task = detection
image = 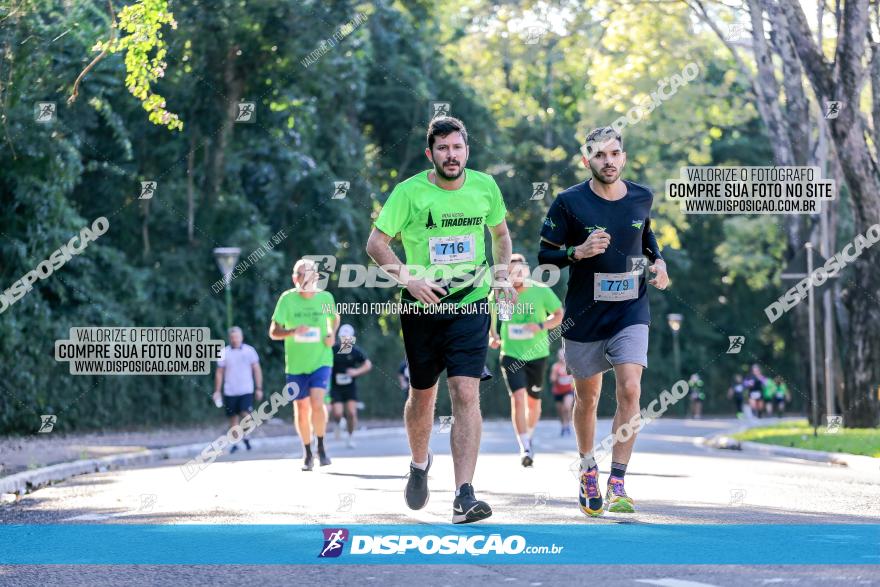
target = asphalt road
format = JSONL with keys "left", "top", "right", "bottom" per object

{"left": 1, "top": 417, "right": 878, "bottom": 586}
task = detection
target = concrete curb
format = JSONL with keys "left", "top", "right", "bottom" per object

{"left": 702, "top": 430, "right": 880, "bottom": 474}
{"left": 0, "top": 426, "right": 406, "bottom": 497}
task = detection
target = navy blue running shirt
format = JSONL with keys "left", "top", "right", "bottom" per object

{"left": 540, "top": 179, "right": 660, "bottom": 343}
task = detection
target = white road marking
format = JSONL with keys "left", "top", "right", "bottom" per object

{"left": 636, "top": 579, "right": 722, "bottom": 587}
{"left": 63, "top": 509, "right": 145, "bottom": 521}
{"left": 63, "top": 513, "right": 112, "bottom": 521}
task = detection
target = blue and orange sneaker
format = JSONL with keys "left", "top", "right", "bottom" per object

{"left": 605, "top": 476, "right": 635, "bottom": 513}
{"left": 579, "top": 467, "right": 604, "bottom": 517}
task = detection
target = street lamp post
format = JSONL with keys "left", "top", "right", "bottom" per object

{"left": 667, "top": 313, "right": 683, "bottom": 380}
{"left": 213, "top": 247, "right": 241, "bottom": 333}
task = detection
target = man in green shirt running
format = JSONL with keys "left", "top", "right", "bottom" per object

{"left": 763, "top": 375, "right": 778, "bottom": 417}
{"left": 269, "top": 258, "right": 340, "bottom": 471}
{"left": 366, "top": 116, "right": 516, "bottom": 524}
{"left": 489, "top": 253, "right": 564, "bottom": 468}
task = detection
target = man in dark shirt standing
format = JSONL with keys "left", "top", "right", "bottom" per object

{"left": 330, "top": 324, "right": 372, "bottom": 448}
{"left": 538, "top": 127, "right": 669, "bottom": 518}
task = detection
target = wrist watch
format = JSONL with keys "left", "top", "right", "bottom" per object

{"left": 538, "top": 323, "right": 545, "bottom": 330}
{"left": 566, "top": 246, "right": 577, "bottom": 261}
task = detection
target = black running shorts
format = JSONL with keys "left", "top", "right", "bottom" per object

{"left": 330, "top": 385, "right": 358, "bottom": 403}
{"left": 400, "top": 301, "right": 490, "bottom": 390}
{"left": 500, "top": 355, "right": 547, "bottom": 399}
{"left": 222, "top": 393, "right": 254, "bottom": 417}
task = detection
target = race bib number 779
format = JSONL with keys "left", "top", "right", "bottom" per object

{"left": 593, "top": 272, "right": 638, "bottom": 301}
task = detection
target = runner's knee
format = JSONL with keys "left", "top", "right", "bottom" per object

{"left": 574, "top": 380, "right": 601, "bottom": 407}
{"left": 450, "top": 386, "right": 480, "bottom": 411}
{"left": 617, "top": 379, "right": 641, "bottom": 405}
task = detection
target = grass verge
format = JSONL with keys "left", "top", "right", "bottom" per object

{"left": 733, "top": 419, "right": 880, "bottom": 457}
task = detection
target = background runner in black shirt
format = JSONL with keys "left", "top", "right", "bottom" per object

{"left": 330, "top": 324, "right": 372, "bottom": 448}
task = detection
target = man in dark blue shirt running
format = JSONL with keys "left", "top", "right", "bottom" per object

{"left": 538, "top": 126, "right": 669, "bottom": 518}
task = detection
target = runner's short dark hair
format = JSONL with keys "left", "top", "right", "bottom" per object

{"left": 427, "top": 116, "right": 468, "bottom": 149}
{"left": 584, "top": 127, "right": 623, "bottom": 155}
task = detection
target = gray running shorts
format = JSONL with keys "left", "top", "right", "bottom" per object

{"left": 562, "top": 324, "right": 649, "bottom": 379}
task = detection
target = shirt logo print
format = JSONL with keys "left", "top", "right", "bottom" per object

{"left": 425, "top": 210, "right": 438, "bottom": 230}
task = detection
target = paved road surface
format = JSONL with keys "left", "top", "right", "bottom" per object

{"left": 2, "top": 418, "right": 878, "bottom": 585}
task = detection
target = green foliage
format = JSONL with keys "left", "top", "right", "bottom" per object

{"left": 95, "top": 0, "right": 182, "bottom": 130}
{"left": 715, "top": 216, "right": 788, "bottom": 290}
{"left": 0, "top": 0, "right": 808, "bottom": 434}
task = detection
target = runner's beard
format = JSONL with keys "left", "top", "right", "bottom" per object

{"left": 433, "top": 157, "right": 465, "bottom": 180}
{"left": 592, "top": 166, "right": 620, "bottom": 184}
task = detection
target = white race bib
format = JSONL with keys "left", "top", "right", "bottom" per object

{"left": 335, "top": 373, "right": 353, "bottom": 385}
{"left": 593, "top": 272, "right": 638, "bottom": 301}
{"left": 293, "top": 327, "right": 321, "bottom": 343}
{"left": 428, "top": 234, "right": 476, "bottom": 265}
{"left": 507, "top": 324, "right": 535, "bottom": 340}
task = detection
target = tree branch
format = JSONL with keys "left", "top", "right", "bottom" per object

{"left": 68, "top": 0, "right": 116, "bottom": 105}
{"left": 836, "top": 0, "right": 871, "bottom": 104}
{"left": 686, "top": 0, "right": 755, "bottom": 86}
{"left": 778, "top": 0, "right": 834, "bottom": 98}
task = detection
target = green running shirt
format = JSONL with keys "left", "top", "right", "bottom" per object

{"left": 271, "top": 289, "right": 337, "bottom": 374}
{"left": 374, "top": 169, "right": 507, "bottom": 307}
{"left": 491, "top": 282, "right": 562, "bottom": 361}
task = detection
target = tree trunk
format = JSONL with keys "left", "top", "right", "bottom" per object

{"left": 777, "top": 0, "right": 880, "bottom": 427}
{"left": 141, "top": 197, "right": 151, "bottom": 259}
{"left": 187, "top": 130, "right": 197, "bottom": 244}
{"left": 747, "top": 0, "right": 795, "bottom": 167}
{"left": 206, "top": 44, "right": 243, "bottom": 208}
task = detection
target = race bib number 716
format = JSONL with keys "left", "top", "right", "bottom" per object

{"left": 428, "top": 234, "right": 476, "bottom": 265}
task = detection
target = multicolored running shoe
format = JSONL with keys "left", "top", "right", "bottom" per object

{"left": 605, "top": 476, "right": 635, "bottom": 513}
{"left": 579, "top": 467, "right": 604, "bottom": 517}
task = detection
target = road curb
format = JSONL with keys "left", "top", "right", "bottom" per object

{"left": 0, "top": 439, "right": 284, "bottom": 497}
{"left": 0, "top": 425, "right": 408, "bottom": 497}
{"left": 702, "top": 431, "right": 880, "bottom": 474}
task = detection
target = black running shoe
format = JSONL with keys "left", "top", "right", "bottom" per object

{"left": 452, "top": 483, "right": 492, "bottom": 524}
{"left": 318, "top": 449, "right": 331, "bottom": 466}
{"left": 404, "top": 450, "right": 432, "bottom": 510}
{"left": 301, "top": 453, "right": 314, "bottom": 471}
{"left": 520, "top": 449, "right": 534, "bottom": 468}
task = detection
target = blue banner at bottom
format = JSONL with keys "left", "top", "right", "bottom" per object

{"left": 1, "top": 524, "right": 878, "bottom": 564}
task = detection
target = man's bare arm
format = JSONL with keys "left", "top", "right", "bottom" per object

{"left": 488, "top": 220, "right": 516, "bottom": 303}
{"left": 488, "top": 220, "right": 512, "bottom": 283}
{"left": 365, "top": 228, "right": 408, "bottom": 283}
{"left": 268, "top": 320, "right": 293, "bottom": 341}
{"left": 252, "top": 362, "right": 263, "bottom": 389}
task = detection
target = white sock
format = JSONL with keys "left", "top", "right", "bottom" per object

{"left": 411, "top": 457, "right": 429, "bottom": 470}
{"left": 518, "top": 433, "right": 531, "bottom": 452}
{"left": 527, "top": 426, "right": 535, "bottom": 439}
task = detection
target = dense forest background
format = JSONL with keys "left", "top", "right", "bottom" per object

{"left": 2, "top": 0, "right": 877, "bottom": 434}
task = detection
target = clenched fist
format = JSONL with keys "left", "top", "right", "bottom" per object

{"left": 574, "top": 230, "right": 611, "bottom": 259}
